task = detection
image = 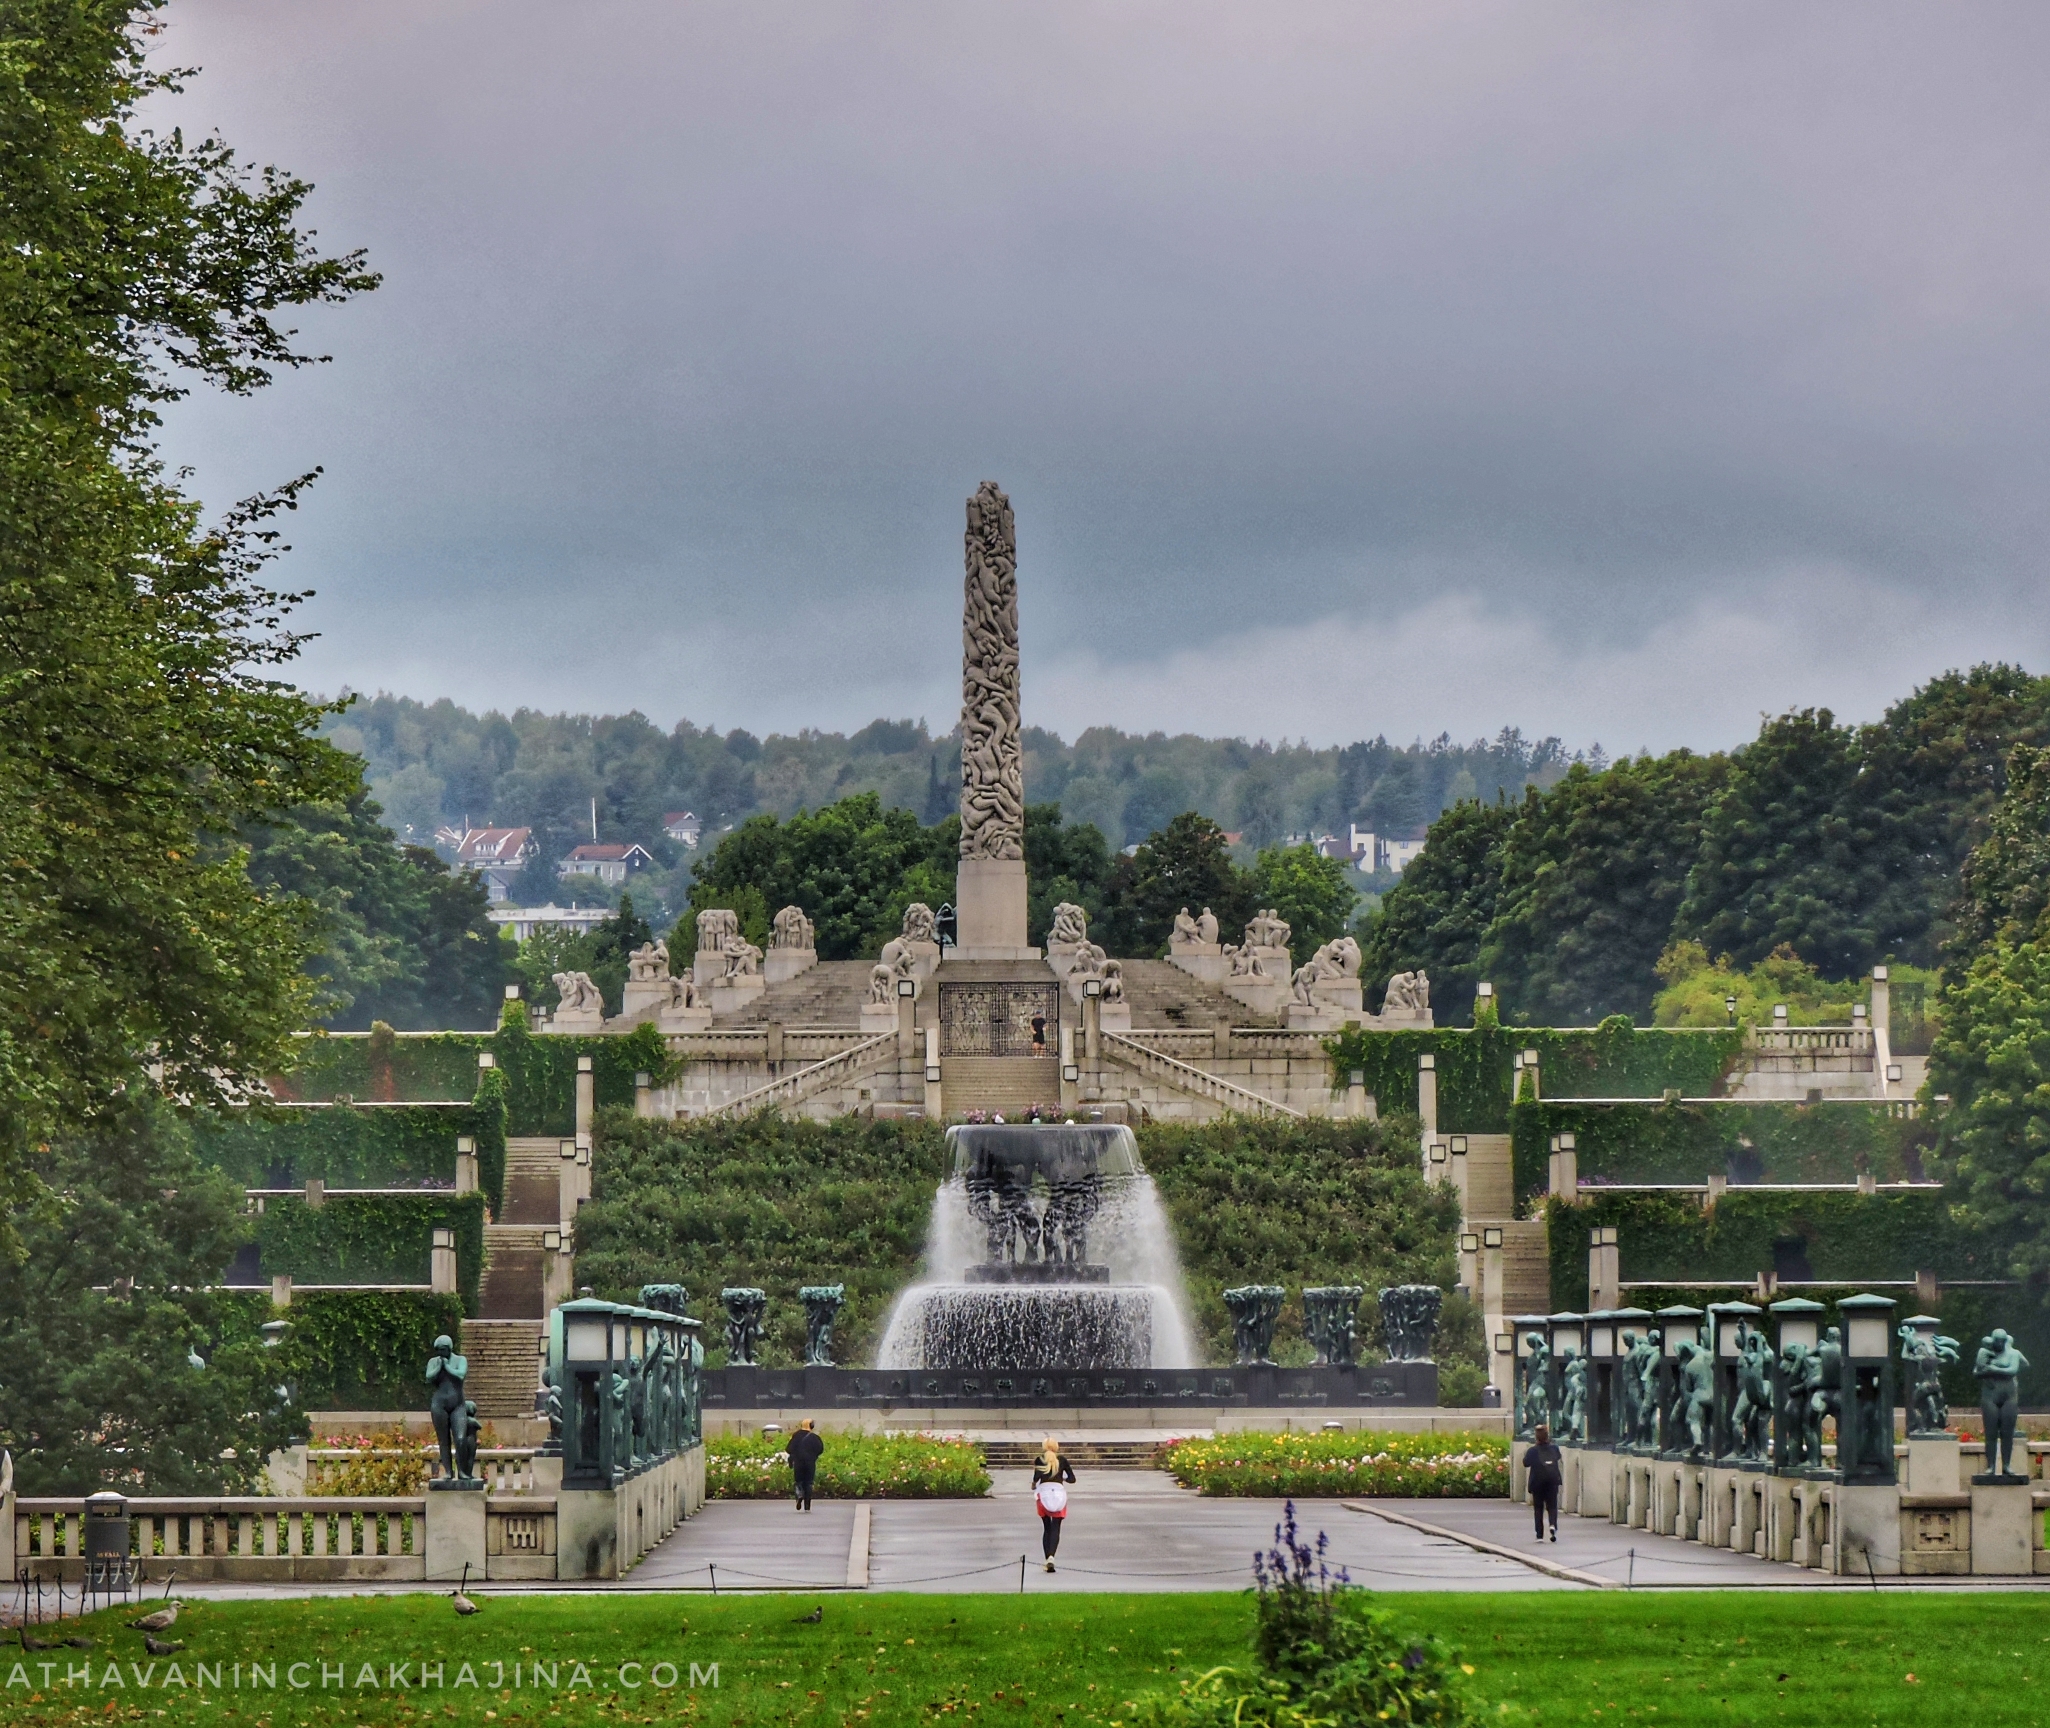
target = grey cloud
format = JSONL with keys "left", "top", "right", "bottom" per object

{"left": 153, "top": 1, "right": 2050, "bottom": 747}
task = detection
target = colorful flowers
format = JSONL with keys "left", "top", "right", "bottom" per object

{"left": 1159, "top": 1430, "right": 1508, "bottom": 1497}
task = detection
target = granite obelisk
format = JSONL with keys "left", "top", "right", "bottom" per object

{"left": 955, "top": 482, "right": 1034, "bottom": 956}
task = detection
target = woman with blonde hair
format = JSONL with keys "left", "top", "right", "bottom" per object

{"left": 1030, "top": 1437, "right": 1076, "bottom": 1572}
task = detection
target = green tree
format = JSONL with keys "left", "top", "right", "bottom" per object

{"left": 1945, "top": 743, "right": 2050, "bottom": 970}
{"left": 1479, "top": 752, "right": 1726, "bottom": 1024}
{"left": 1099, "top": 812, "right": 1256, "bottom": 957}
{"left": 242, "top": 785, "right": 516, "bottom": 1030}
{"left": 0, "top": 1104, "right": 297, "bottom": 1493}
{"left": 1358, "top": 799, "right": 1515, "bottom": 1022}
{"left": 1025, "top": 802, "right": 1114, "bottom": 949}
{"left": 516, "top": 894, "right": 654, "bottom": 1015}
{"left": 1249, "top": 843, "right": 1356, "bottom": 956}
{"left": 0, "top": 0, "right": 376, "bottom": 1149}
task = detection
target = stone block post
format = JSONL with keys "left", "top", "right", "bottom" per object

{"left": 1417, "top": 1052, "right": 1437, "bottom": 1142}
{"left": 923, "top": 1025, "right": 943, "bottom": 1119}
{"left": 1871, "top": 965, "right": 1893, "bottom": 1095}
{"left": 1448, "top": 1135, "right": 1469, "bottom": 1217}
{"left": 558, "top": 1138, "right": 579, "bottom": 1226}
{"left": 634, "top": 1070, "right": 654, "bottom": 1117}
{"left": 543, "top": 1226, "right": 575, "bottom": 1311}
{"left": 897, "top": 977, "right": 919, "bottom": 1058}
{"left": 575, "top": 1135, "right": 592, "bottom": 1207}
{"left": 454, "top": 1135, "right": 479, "bottom": 1195}
{"left": 1548, "top": 1133, "right": 1578, "bottom": 1203}
{"left": 425, "top": 1484, "right": 488, "bottom": 1582}
{"left": 1588, "top": 1225, "right": 1620, "bottom": 1311}
{"left": 431, "top": 1227, "right": 458, "bottom": 1295}
{"left": 574, "top": 1055, "right": 595, "bottom": 1142}
{"left": 1059, "top": 1024, "right": 1079, "bottom": 1113}
{"left": 1083, "top": 984, "right": 1103, "bottom": 1062}
{"left": 270, "top": 1273, "right": 292, "bottom": 1308}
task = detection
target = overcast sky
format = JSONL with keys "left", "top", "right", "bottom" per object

{"left": 152, "top": 2, "right": 2050, "bottom": 755}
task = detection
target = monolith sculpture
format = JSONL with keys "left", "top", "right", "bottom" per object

{"left": 956, "top": 482, "right": 1031, "bottom": 955}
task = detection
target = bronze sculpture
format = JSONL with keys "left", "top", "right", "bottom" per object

{"left": 1974, "top": 1328, "right": 2030, "bottom": 1481}
{"left": 425, "top": 1333, "right": 475, "bottom": 1482}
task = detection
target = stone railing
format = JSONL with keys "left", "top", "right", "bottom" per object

{"left": 1113, "top": 1028, "right": 1215, "bottom": 1061}
{"left": 1103, "top": 1030, "right": 1304, "bottom": 1119}
{"left": 662, "top": 1028, "right": 865, "bottom": 1062}
{"left": 1747, "top": 1026, "right": 1875, "bottom": 1055}
{"left": 16, "top": 1497, "right": 427, "bottom": 1582}
{"left": 700, "top": 1029, "right": 898, "bottom": 1119}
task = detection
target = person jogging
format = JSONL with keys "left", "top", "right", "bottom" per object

{"left": 1524, "top": 1422, "right": 1563, "bottom": 1542}
{"left": 786, "top": 1419, "right": 825, "bottom": 1512}
{"left": 1031, "top": 1438, "right": 1076, "bottom": 1572}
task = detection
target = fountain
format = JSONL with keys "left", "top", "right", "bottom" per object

{"left": 878, "top": 1123, "right": 1197, "bottom": 1370}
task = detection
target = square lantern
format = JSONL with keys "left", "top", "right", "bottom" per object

{"left": 1768, "top": 1297, "right": 1827, "bottom": 1472}
{"left": 1836, "top": 1293, "right": 1898, "bottom": 1484}
{"left": 1706, "top": 1300, "right": 1763, "bottom": 1464}
{"left": 557, "top": 1297, "right": 620, "bottom": 1485}
{"left": 1654, "top": 1306, "right": 1703, "bottom": 1459}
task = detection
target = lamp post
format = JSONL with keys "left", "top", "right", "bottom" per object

{"left": 1836, "top": 1293, "right": 1898, "bottom": 1485}
{"left": 1655, "top": 1306, "right": 1704, "bottom": 1459}
{"left": 1768, "top": 1296, "right": 1826, "bottom": 1472}
{"left": 558, "top": 1297, "right": 620, "bottom": 1486}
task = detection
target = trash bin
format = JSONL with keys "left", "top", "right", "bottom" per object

{"left": 83, "top": 1491, "right": 132, "bottom": 1590}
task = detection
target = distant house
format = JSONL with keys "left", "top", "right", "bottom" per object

{"left": 1381, "top": 828, "right": 1429, "bottom": 874}
{"left": 487, "top": 902, "right": 614, "bottom": 942}
{"left": 438, "top": 827, "right": 537, "bottom": 903}
{"left": 662, "top": 811, "right": 702, "bottom": 849}
{"left": 558, "top": 842, "right": 657, "bottom": 886}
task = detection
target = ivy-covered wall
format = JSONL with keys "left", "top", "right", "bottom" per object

{"left": 1509, "top": 1100, "right": 1933, "bottom": 1207}
{"left": 252, "top": 1193, "right": 486, "bottom": 1314}
{"left": 287, "top": 1290, "right": 467, "bottom": 1412}
{"left": 1323, "top": 1021, "right": 1743, "bottom": 1131}
{"left": 195, "top": 1102, "right": 486, "bottom": 1190}
{"left": 269, "top": 1026, "right": 485, "bottom": 1103}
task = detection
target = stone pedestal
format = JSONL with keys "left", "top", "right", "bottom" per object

{"left": 1099, "top": 1000, "right": 1131, "bottom": 1033}
{"left": 955, "top": 857, "right": 1034, "bottom": 958}
{"left": 620, "top": 978, "right": 672, "bottom": 1020}
{"left": 861, "top": 1001, "right": 898, "bottom": 1033}
{"left": 547, "top": 1006, "right": 605, "bottom": 1035}
{"left": 425, "top": 1480, "right": 488, "bottom": 1582}
{"left": 1167, "top": 950, "right": 1229, "bottom": 986}
{"left": 1834, "top": 1482, "right": 1902, "bottom": 1575}
{"left": 1906, "top": 1435, "right": 1962, "bottom": 1495}
{"left": 1045, "top": 942, "right": 1091, "bottom": 980}
{"left": 657, "top": 1001, "right": 713, "bottom": 1032}
{"left": 707, "top": 975, "right": 766, "bottom": 1016}
{"left": 1574, "top": 1448, "right": 1612, "bottom": 1520}
{"left": 1220, "top": 975, "right": 1290, "bottom": 1016}
{"left": 1970, "top": 1479, "right": 2034, "bottom": 1575}
{"left": 1285, "top": 1003, "right": 1350, "bottom": 1030}
{"left": 765, "top": 946, "right": 817, "bottom": 985}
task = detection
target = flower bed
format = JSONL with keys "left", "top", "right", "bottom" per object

{"left": 1159, "top": 1430, "right": 1508, "bottom": 1497}
{"left": 706, "top": 1431, "right": 990, "bottom": 1499}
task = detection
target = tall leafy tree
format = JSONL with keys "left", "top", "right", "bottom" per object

{"left": 1480, "top": 751, "right": 1726, "bottom": 1024}
{"left": 0, "top": 0, "right": 376, "bottom": 1149}
{"left": 1024, "top": 802, "right": 1114, "bottom": 949}
{"left": 1358, "top": 798, "right": 1515, "bottom": 1022}
{"left": 1946, "top": 744, "right": 2050, "bottom": 969}
{"left": 1250, "top": 843, "right": 1357, "bottom": 956}
{"left": 1097, "top": 812, "right": 1256, "bottom": 957}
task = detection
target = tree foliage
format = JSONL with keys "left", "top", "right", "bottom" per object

{"left": 1099, "top": 812, "right": 1256, "bottom": 957}
{"left": 1359, "top": 799, "right": 1515, "bottom": 1022}
{"left": 0, "top": 0, "right": 376, "bottom": 1147}
{"left": 1945, "top": 743, "right": 2050, "bottom": 971}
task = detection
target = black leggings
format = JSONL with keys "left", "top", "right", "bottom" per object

{"left": 793, "top": 1468, "right": 815, "bottom": 1509}
{"left": 1532, "top": 1484, "right": 1559, "bottom": 1536}
{"left": 1041, "top": 1514, "right": 1063, "bottom": 1558}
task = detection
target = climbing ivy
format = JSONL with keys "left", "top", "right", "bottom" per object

{"left": 193, "top": 1102, "right": 486, "bottom": 1189}
{"left": 253, "top": 1193, "right": 485, "bottom": 1313}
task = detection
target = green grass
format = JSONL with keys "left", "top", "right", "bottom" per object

{"left": 4, "top": 1591, "right": 2048, "bottom": 1727}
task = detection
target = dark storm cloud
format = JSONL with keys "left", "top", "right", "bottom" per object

{"left": 152, "top": 1, "right": 2050, "bottom": 749}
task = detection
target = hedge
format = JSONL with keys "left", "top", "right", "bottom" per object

{"left": 253, "top": 1193, "right": 486, "bottom": 1314}
{"left": 1321, "top": 1023, "right": 1743, "bottom": 1131}
{"left": 270, "top": 1026, "right": 486, "bottom": 1103}
{"left": 194, "top": 1101, "right": 487, "bottom": 1191}
{"left": 1158, "top": 1430, "right": 1508, "bottom": 1497}
{"left": 491, "top": 1014, "right": 669, "bottom": 1137}
{"left": 283, "top": 1290, "right": 467, "bottom": 1411}
{"left": 1509, "top": 1100, "right": 1934, "bottom": 1207}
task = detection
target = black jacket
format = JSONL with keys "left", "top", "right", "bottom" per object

{"left": 1524, "top": 1441, "right": 1563, "bottom": 1492}
{"left": 786, "top": 1430, "right": 825, "bottom": 1470}
{"left": 1031, "top": 1457, "right": 1076, "bottom": 1488}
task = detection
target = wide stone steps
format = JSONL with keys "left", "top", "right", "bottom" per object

{"left": 1460, "top": 1133, "right": 1516, "bottom": 1221}
{"left": 459, "top": 1318, "right": 546, "bottom": 1419}
{"left": 939, "top": 1055, "right": 1063, "bottom": 1116}
{"left": 979, "top": 1438, "right": 1164, "bottom": 1469}
{"left": 1114, "top": 959, "right": 1286, "bottom": 1030}
{"left": 1496, "top": 1220, "right": 1551, "bottom": 1314}
{"left": 712, "top": 960, "right": 874, "bottom": 1027}
{"left": 479, "top": 1224, "right": 549, "bottom": 1319}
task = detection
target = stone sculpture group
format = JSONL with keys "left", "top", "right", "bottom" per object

{"left": 959, "top": 482, "right": 1024, "bottom": 866}
{"left": 1377, "top": 1284, "right": 1443, "bottom": 1363}
{"left": 720, "top": 1287, "right": 768, "bottom": 1366}
{"left": 696, "top": 909, "right": 763, "bottom": 980}
{"left": 1291, "top": 936, "right": 1362, "bottom": 1006}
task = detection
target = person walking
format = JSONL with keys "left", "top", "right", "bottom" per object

{"left": 1031, "top": 1438, "right": 1076, "bottom": 1572}
{"left": 786, "top": 1419, "right": 825, "bottom": 1512}
{"left": 1525, "top": 1423, "right": 1563, "bottom": 1543}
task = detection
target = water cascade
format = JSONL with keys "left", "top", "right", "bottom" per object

{"left": 877, "top": 1123, "right": 1197, "bottom": 1370}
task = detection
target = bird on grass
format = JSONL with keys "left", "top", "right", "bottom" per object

{"left": 20, "top": 1630, "right": 53, "bottom": 1651}
{"left": 144, "top": 1634, "right": 184, "bottom": 1657}
{"left": 128, "top": 1579, "right": 180, "bottom": 1634}
{"left": 794, "top": 1606, "right": 823, "bottom": 1624}
{"left": 64, "top": 1636, "right": 94, "bottom": 1649}
{"left": 452, "top": 1561, "right": 480, "bottom": 1616}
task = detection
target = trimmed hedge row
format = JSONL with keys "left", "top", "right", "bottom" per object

{"left": 1509, "top": 1100, "right": 1933, "bottom": 1206}
{"left": 270, "top": 1027, "right": 485, "bottom": 1104}
{"left": 195, "top": 1103, "right": 485, "bottom": 1191}
{"left": 705, "top": 1432, "right": 990, "bottom": 1499}
{"left": 253, "top": 1193, "right": 486, "bottom": 1313}
{"left": 209, "top": 1289, "right": 465, "bottom": 1412}
{"left": 1322, "top": 1023, "right": 1743, "bottom": 1131}
{"left": 1158, "top": 1430, "right": 1508, "bottom": 1497}
{"left": 491, "top": 1014, "right": 669, "bottom": 1137}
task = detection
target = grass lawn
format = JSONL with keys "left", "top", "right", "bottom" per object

{"left": 3, "top": 1590, "right": 2047, "bottom": 1727}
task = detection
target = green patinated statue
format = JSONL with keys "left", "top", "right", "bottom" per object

{"left": 1518, "top": 1333, "right": 1552, "bottom": 1439}
{"left": 1777, "top": 1340, "right": 1816, "bottom": 1467}
{"left": 1900, "top": 1322, "right": 1960, "bottom": 1437}
{"left": 1560, "top": 1348, "right": 1587, "bottom": 1442}
{"left": 1732, "top": 1326, "right": 1773, "bottom": 1461}
{"left": 425, "top": 1333, "right": 475, "bottom": 1482}
{"left": 1616, "top": 1329, "right": 1641, "bottom": 1442}
{"left": 1675, "top": 1340, "right": 1714, "bottom": 1458}
{"left": 1975, "top": 1328, "right": 2031, "bottom": 1480}
{"left": 1628, "top": 1328, "right": 1663, "bottom": 1448}
{"left": 1806, "top": 1326, "right": 1843, "bottom": 1466}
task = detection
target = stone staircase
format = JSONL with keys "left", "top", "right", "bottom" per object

{"left": 1460, "top": 1133, "right": 1515, "bottom": 1221}
{"left": 501, "top": 1136, "right": 561, "bottom": 1226}
{"left": 1102, "top": 1030, "right": 1303, "bottom": 1119}
{"left": 712, "top": 960, "right": 873, "bottom": 1027}
{"left": 1496, "top": 1220, "right": 1551, "bottom": 1314}
{"left": 460, "top": 1318, "right": 547, "bottom": 1418}
{"left": 479, "top": 1224, "right": 549, "bottom": 1319}
{"left": 1114, "top": 960, "right": 1286, "bottom": 1030}
{"left": 980, "top": 1438, "right": 1166, "bottom": 1469}
{"left": 939, "top": 1055, "right": 1063, "bottom": 1117}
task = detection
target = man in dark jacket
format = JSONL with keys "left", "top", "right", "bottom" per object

{"left": 786, "top": 1419, "right": 825, "bottom": 1512}
{"left": 1524, "top": 1422, "right": 1563, "bottom": 1542}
